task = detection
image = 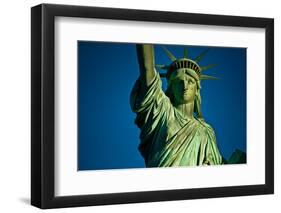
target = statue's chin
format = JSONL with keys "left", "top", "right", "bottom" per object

{"left": 179, "top": 96, "right": 195, "bottom": 104}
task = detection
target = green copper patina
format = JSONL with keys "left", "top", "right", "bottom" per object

{"left": 130, "top": 44, "right": 222, "bottom": 167}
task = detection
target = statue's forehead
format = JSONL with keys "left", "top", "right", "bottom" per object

{"left": 169, "top": 69, "right": 196, "bottom": 80}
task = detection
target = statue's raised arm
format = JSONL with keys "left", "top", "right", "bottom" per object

{"left": 136, "top": 44, "right": 156, "bottom": 87}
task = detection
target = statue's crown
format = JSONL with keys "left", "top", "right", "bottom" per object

{"left": 168, "top": 58, "right": 201, "bottom": 79}
{"left": 156, "top": 46, "right": 218, "bottom": 81}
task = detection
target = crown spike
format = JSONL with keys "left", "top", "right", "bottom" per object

{"left": 194, "top": 48, "right": 209, "bottom": 62}
{"left": 161, "top": 46, "right": 177, "bottom": 61}
{"left": 183, "top": 47, "right": 188, "bottom": 58}
{"left": 200, "top": 64, "right": 218, "bottom": 71}
{"left": 156, "top": 64, "right": 170, "bottom": 70}
{"left": 200, "top": 74, "right": 219, "bottom": 80}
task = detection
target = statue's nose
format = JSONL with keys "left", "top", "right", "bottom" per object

{"left": 183, "top": 81, "right": 189, "bottom": 89}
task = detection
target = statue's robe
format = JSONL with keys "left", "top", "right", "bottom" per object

{"left": 130, "top": 73, "right": 222, "bottom": 167}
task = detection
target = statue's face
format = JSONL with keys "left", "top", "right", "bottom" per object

{"left": 170, "top": 70, "right": 197, "bottom": 105}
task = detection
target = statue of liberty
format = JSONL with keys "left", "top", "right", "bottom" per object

{"left": 130, "top": 44, "right": 223, "bottom": 167}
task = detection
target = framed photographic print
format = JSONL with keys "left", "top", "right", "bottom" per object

{"left": 31, "top": 3, "right": 274, "bottom": 209}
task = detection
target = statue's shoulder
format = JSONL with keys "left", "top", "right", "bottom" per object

{"left": 195, "top": 118, "right": 215, "bottom": 134}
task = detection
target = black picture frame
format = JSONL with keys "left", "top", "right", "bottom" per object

{"left": 31, "top": 3, "right": 274, "bottom": 209}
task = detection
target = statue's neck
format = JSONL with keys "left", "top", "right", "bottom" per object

{"left": 174, "top": 102, "right": 194, "bottom": 119}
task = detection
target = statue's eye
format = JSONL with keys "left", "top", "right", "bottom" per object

{"left": 188, "top": 79, "right": 194, "bottom": 84}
